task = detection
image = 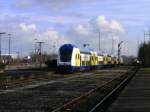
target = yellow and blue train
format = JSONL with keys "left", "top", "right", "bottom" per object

{"left": 57, "top": 44, "right": 123, "bottom": 73}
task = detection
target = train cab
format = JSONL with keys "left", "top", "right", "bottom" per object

{"left": 57, "top": 44, "right": 80, "bottom": 73}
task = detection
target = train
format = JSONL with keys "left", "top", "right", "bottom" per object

{"left": 57, "top": 44, "right": 123, "bottom": 73}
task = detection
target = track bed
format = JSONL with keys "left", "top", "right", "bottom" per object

{"left": 0, "top": 66, "right": 132, "bottom": 112}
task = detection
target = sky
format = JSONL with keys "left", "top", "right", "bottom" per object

{"left": 0, "top": 0, "right": 150, "bottom": 56}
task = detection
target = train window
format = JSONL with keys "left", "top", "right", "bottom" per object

{"left": 82, "top": 61, "right": 84, "bottom": 66}
{"left": 60, "top": 47, "right": 73, "bottom": 62}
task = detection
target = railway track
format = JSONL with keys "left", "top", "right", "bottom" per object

{"left": 0, "top": 66, "right": 134, "bottom": 111}
{"left": 52, "top": 67, "right": 139, "bottom": 112}
{"left": 0, "top": 66, "right": 126, "bottom": 89}
{"left": 89, "top": 67, "right": 139, "bottom": 112}
{"left": 0, "top": 69, "right": 84, "bottom": 89}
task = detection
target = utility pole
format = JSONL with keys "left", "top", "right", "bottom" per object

{"left": 34, "top": 39, "right": 37, "bottom": 54}
{"left": 98, "top": 30, "right": 101, "bottom": 53}
{"left": 8, "top": 34, "right": 12, "bottom": 63}
{"left": 144, "top": 31, "right": 146, "bottom": 44}
{"left": 16, "top": 51, "right": 20, "bottom": 59}
{"left": 143, "top": 31, "right": 146, "bottom": 65}
{"left": 16, "top": 51, "right": 20, "bottom": 63}
{"left": 111, "top": 37, "right": 115, "bottom": 55}
{"left": 146, "top": 28, "right": 150, "bottom": 41}
{"left": 118, "top": 41, "right": 123, "bottom": 63}
{"left": 34, "top": 38, "right": 38, "bottom": 64}
{"left": 36, "top": 41, "right": 44, "bottom": 68}
{"left": 53, "top": 42, "right": 56, "bottom": 54}
{"left": 0, "top": 32, "right": 6, "bottom": 63}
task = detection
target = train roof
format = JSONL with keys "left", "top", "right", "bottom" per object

{"left": 98, "top": 54, "right": 104, "bottom": 56}
{"left": 80, "top": 48, "right": 91, "bottom": 54}
{"left": 59, "top": 44, "right": 78, "bottom": 49}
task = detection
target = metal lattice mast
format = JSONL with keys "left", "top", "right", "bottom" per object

{"left": 36, "top": 41, "right": 44, "bottom": 68}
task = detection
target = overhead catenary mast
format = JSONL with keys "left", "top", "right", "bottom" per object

{"left": 0, "top": 32, "right": 6, "bottom": 63}
{"left": 118, "top": 41, "right": 123, "bottom": 63}
{"left": 36, "top": 41, "right": 44, "bottom": 68}
{"left": 146, "top": 28, "right": 150, "bottom": 41}
{"left": 98, "top": 30, "right": 101, "bottom": 54}
{"left": 7, "top": 34, "right": 12, "bottom": 62}
{"left": 111, "top": 37, "right": 114, "bottom": 55}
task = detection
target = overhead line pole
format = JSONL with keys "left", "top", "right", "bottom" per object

{"left": 146, "top": 28, "right": 150, "bottom": 41}
{"left": 0, "top": 32, "right": 6, "bottom": 63}
{"left": 99, "top": 30, "right": 101, "bottom": 54}
{"left": 143, "top": 31, "right": 146, "bottom": 65}
{"left": 8, "top": 34, "right": 12, "bottom": 63}
{"left": 36, "top": 41, "right": 44, "bottom": 68}
{"left": 118, "top": 41, "right": 123, "bottom": 63}
{"left": 111, "top": 37, "right": 114, "bottom": 55}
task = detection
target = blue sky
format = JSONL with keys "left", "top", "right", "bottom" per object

{"left": 0, "top": 0, "right": 150, "bottom": 56}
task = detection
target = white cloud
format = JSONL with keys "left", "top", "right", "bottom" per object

{"left": 19, "top": 23, "right": 37, "bottom": 32}
{"left": 91, "top": 15, "right": 126, "bottom": 34}
{"left": 18, "top": 24, "right": 69, "bottom": 54}
{"left": 109, "top": 20, "right": 125, "bottom": 33}
{"left": 39, "top": 29, "right": 69, "bottom": 45}
{"left": 70, "top": 15, "right": 126, "bottom": 37}
{"left": 0, "top": 16, "right": 69, "bottom": 55}
{"left": 73, "top": 24, "right": 89, "bottom": 36}
{"left": 92, "top": 15, "right": 109, "bottom": 30}
{"left": 0, "top": 14, "right": 127, "bottom": 56}
{"left": 67, "top": 15, "right": 126, "bottom": 54}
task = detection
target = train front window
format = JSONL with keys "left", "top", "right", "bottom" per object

{"left": 59, "top": 48, "right": 73, "bottom": 62}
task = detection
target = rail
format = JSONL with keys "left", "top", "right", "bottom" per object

{"left": 52, "top": 67, "right": 137, "bottom": 112}
{"left": 89, "top": 67, "right": 139, "bottom": 112}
